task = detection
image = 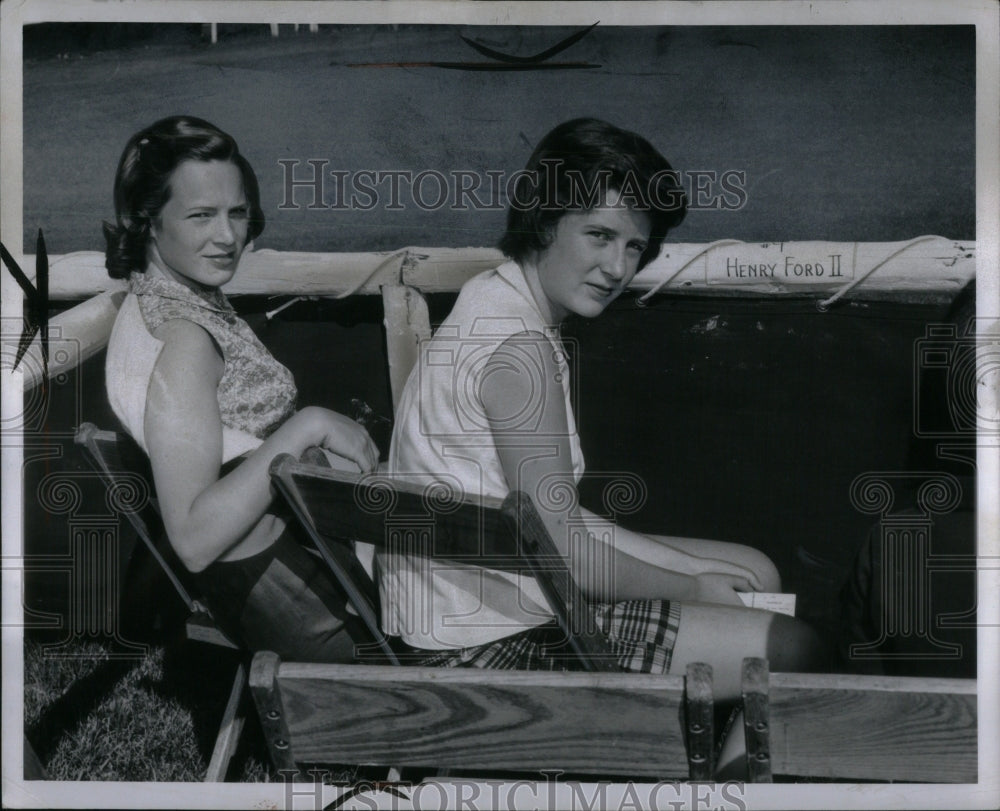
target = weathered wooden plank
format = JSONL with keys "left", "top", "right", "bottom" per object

{"left": 23, "top": 239, "right": 975, "bottom": 300}
{"left": 741, "top": 657, "right": 772, "bottom": 783}
{"left": 764, "top": 671, "right": 977, "bottom": 693}
{"left": 204, "top": 662, "right": 246, "bottom": 782}
{"left": 249, "top": 651, "right": 298, "bottom": 777}
{"left": 273, "top": 663, "right": 690, "bottom": 777}
{"left": 684, "top": 662, "right": 715, "bottom": 780}
{"left": 766, "top": 672, "right": 977, "bottom": 782}
{"left": 381, "top": 285, "right": 431, "bottom": 412}
{"left": 19, "top": 248, "right": 407, "bottom": 299}
{"left": 398, "top": 246, "right": 506, "bottom": 292}
{"left": 11, "top": 238, "right": 974, "bottom": 389}
{"left": 7, "top": 289, "right": 124, "bottom": 390}
{"left": 636, "top": 238, "right": 975, "bottom": 300}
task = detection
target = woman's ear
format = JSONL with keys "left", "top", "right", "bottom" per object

{"left": 539, "top": 223, "right": 557, "bottom": 250}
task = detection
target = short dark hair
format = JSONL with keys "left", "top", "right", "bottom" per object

{"left": 103, "top": 116, "right": 264, "bottom": 279}
{"left": 498, "top": 118, "right": 687, "bottom": 270}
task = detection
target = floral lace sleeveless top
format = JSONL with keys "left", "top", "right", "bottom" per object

{"left": 129, "top": 270, "right": 297, "bottom": 439}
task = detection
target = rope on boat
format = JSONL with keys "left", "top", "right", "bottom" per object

{"left": 636, "top": 235, "right": 957, "bottom": 311}
{"left": 636, "top": 239, "right": 745, "bottom": 307}
{"left": 265, "top": 248, "right": 412, "bottom": 319}
{"left": 816, "top": 235, "right": 950, "bottom": 311}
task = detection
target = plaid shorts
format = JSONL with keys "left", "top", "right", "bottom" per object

{"left": 413, "top": 600, "right": 682, "bottom": 674}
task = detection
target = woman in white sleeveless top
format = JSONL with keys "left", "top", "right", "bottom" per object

{"left": 387, "top": 120, "right": 831, "bottom": 710}
{"left": 104, "top": 116, "right": 378, "bottom": 661}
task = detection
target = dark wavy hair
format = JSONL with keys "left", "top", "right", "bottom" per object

{"left": 498, "top": 118, "right": 687, "bottom": 270}
{"left": 103, "top": 116, "right": 264, "bottom": 279}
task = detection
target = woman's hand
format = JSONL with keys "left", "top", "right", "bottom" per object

{"left": 302, "top": 406, "right": 380, "bottom": 473}
{"left": 691, "top": 572, "right": 756, "bottom": 606}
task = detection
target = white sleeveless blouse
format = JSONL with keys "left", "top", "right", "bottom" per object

{"left": 384, "top": 261, "right": 585, "bottom": 649}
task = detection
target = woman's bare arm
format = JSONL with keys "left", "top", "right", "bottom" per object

{"left": 480, "top": 333, "right": 757, "bottom": 605}
{"left": 144, "top": 319, "right": 378, "bottom": 572}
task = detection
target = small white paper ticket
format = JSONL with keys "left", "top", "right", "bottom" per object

{"left": 737, "top": 592, "right": 797, "bottom": 616}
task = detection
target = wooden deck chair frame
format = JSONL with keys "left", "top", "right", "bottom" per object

{"left": 268, "top": 454, "right": 623, "bottom": 673}
{"left": 738, "top": 657, "right": 977, "bottom": 783}
{"left": 73, "top": 422, "right": 246, "bottom": 782}
{"left": 260, "top": 455, "right": 716, "bottom": 780}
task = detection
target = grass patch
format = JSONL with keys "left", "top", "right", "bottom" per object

{"left": 24, "top": 635, "right": 273, "bottom": 782}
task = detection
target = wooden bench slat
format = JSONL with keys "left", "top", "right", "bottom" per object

{"left": 266, "top": 664, "right": 690, "bottom": 777}
{"left": 766, "top": 674, "right": 977, "bottom": 782}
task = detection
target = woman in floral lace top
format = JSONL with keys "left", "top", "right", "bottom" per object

{"left": 104, "top": 116, "right": 377, "bottom": 661}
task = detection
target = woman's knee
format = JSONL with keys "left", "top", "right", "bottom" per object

{"left": 765, "top": 614, "right": 834, "bottom": 672}
{"left": 741, "top": 546, "right": 781, "bottom": 592}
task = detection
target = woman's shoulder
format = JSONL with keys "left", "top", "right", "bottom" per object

{"left": 110, "top": 288, "right": 218, "bottom": 355}
{"left": 448, "top": 261, "right": 543, "bottom": 333}
{"left": 108, "top": 292, "right": 157, "bottom": 356}
{"left": 149, "top": 316, "right": 215, "bottom": 347}
{"left": 147, "top": 320, "right": 225, "bottom": 394}
{"left": 108, "top": 293, "right": 222, "bottom": 380}
{"left": 454, "top": 264, "right": 505, "bottom": 301}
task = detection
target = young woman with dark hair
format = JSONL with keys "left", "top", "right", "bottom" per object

{"left": 386, "top": 119, "right": 831, "bottom": 705}
{"left": 104, "top": 116, "right": 378, "bottom": 661}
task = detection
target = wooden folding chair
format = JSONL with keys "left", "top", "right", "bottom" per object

{"left": 254, "top": 455, "right": 716, "bottom": 780}
{"left": 268, "top": 455, "right": 628, "bottom": 672}
{"left": 74, "top": 422, "right": 246, "bottom": 782}
{"left": 738, "top": 657, "right": 977, "bottom": 783}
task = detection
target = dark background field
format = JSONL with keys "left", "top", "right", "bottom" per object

{"left": 19, "top": 22, "right": 977, "bottom": 679}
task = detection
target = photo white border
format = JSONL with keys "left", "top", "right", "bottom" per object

{"left": 2, "top": 1, "right": 998, "bottom": 808}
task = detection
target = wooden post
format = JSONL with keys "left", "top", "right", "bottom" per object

{"left": 249, "top": 651, "right": 298, "bottom": 778}
{"left": 381, "top": 284, "right": 431, "bottom": 413}
{"left": 204, "top": 662, "right": 247, "bottom": 781}
{"left": 742, "top": 657, "right": 773, "bottom": 783}
{"left": 684, "top": 662, "right": 715, "bottom": 780}
{"left": 10, "top": 289, "right": 124, "bottom": 391}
